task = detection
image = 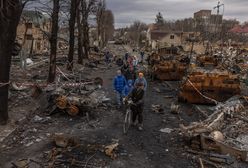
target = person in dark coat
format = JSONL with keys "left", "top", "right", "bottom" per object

{"left": 116, "top": 58, "right": 124, "bottom": 67}
{"left": 105, "top": 51, "right": 111, "bottom": 65}
{"left": 140, "top": 51, "right": 145, "bottom": 63}
{"left": 126, "top": 82, "right": 145, "bottom": 131}
{"left": 124, "top": 52, "right": 129, "bottom": 62}
{"left": 121, "top": 62, "right": 129, "bottom": 79}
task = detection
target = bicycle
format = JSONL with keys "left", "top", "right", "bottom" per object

{"left": 123, "top": 99, "right": 133, "bottom": 134}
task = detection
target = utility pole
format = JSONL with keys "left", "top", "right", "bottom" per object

{"left": 213, "top": 1, "right": 224, "bottom": 15}
{"left": 213, "top": 1, "right": 224, "bottom": 52}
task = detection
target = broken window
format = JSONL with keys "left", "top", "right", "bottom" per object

{"left": 189, "top": 33, "right": 194, "bottom": 38}
{"left": 25, "top": 22, "right": 32, "bottom": 29}
{"left": 170, "top": 35, "right": 174, "bottom": 39}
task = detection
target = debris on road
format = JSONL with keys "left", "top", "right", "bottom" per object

{"left": 170, "top": 103, "right": 180, "bottom": 114}
{"left": 151, "top": 104, "right": 164, "bottom": 114}
{"left": 54, "top": 133, "right": 71, "bottom": 148}
{"left": 160, "top": 128, "right": 173, "bottom": 134}
{"left": 181, "top": 96, "right": 248, "bottom": 162}
{"left": 105, "top": 143, "right": 119, "bottom": 159}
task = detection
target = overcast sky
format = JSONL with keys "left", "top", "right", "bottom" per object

{"left": 106, "top": 0, "right": 248, "bottom": 28}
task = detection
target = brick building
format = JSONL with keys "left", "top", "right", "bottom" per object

{"left": 194, "top": 10, "right": 223, "bottom": 33}
{"left": 16, "top": 10, "right": 51, "bottom": 55}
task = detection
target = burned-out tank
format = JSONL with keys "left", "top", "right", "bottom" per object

{"left": 150, "top": 47, "right": 190, "bottom": 81}
{"left": 178, "top": 67, "right": 241, "bottom": 104}
{"left": 196, "top": 54, "right": 220, "bottom": 67}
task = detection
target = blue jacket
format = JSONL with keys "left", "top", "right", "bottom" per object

{"left": 123, "top": 80, "right": 133, "bottom": 96}
{"left": 134, "top": 77, "right": 147, "bottom": 91}
{"left": 113, "top": 75, "right": 127, "bottom": 93}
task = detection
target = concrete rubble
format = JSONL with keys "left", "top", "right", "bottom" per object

{"left": 180, "top": 96, "right": 248, "bottom": 165}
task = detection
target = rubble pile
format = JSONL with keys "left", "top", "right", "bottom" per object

{"left": 38, "top": 134, "right": 121, "bottom": 168}
{"left": 45, "top": 71, "right": 108, "bottom": 117}
{"left": 180, "top": 96, "right": 248, "bottom": 165}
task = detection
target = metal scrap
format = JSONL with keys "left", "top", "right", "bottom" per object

{"left": 151, "top": 104, "right": 164, "bottom": 114}
{"left": 181, "top": 96, "right": 248, "bottom": 162}
{"left": 105, "top": 143, "right": 119, "bottom": 159}
{"left": 178, "top": 68, "right": 241, "bottom": 104}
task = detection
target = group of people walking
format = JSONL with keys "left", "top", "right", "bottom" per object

{"left": 113, "top": 51, "right": 147, "bottom": 131}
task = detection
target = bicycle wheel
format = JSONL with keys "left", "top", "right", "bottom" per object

{"left": 123, "top": 109, "right": 132, "bottom": 134}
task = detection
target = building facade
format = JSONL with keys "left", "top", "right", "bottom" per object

{"left": 194, "top": 10, "right": 223, "bottom": 33}
{"left": 16, "top": 11, "right": 51, "bottom": 55}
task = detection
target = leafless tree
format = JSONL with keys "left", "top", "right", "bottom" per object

{"left": 67, "top": 0, "right": 79, "bottom": 70}
{"left": 48, "top": 0, "right": 60, "bottom": 83}
{"left": 96, "top": 0, "right": 105, "bottom": 48}
{"left": 127, "top": 21, "right": 147, "bottom": 47}
{"left": 81, "top": 0, "right": 95, "bottom": 59}
{"left": 76, "top": 1, "right": 83, "bottom": 64}
{"left": 102, "top": 10, "right": 114, "bottom": 44}
{"left": 0, "top": 0, "right": 23, "bottom": 125}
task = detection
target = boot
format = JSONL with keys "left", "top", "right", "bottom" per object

{"left": 138, "top": 124, "right": 143, "bottom": 131}
{"left": 131, "top": 120, "right": 138, "bottom": 127}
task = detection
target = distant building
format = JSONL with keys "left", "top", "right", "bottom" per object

{"left": 229, "top": 25, "right": 248, "bottom": 35}
{"left": 16, "top": 10, "right": 51, "bottom": 55}
{"left": 147, "top": 25, "right": 201, "bottom": 50}
{"left": 194, "top": 10, "right": 223, "bottom": 33}
{"left": 147, "top": 30, "right": 182, "bottom": 49}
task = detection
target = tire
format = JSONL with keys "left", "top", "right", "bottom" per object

{"left": 123, "top": 109, "right": 132, "bottom": 134}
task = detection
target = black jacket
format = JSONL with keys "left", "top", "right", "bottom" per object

{"left": 128, "top": 88, "right": 144, "bottom": 106}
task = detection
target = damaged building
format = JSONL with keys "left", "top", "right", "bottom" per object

{"left": 194, "top": 9, "right": 223, "bottom": 33}
{"left": 16, "top": 10, "right": 51, "bottom": 55}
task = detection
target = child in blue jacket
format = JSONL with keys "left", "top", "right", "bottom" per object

{"left": 123, "top": 80, "right": 133, "bottom": 97}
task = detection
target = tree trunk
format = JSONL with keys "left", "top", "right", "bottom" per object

{"left": 29, "top": 38, "right": 34, "bottom": 58}
{"left": 76, "top": 4, "right": 83, "bottom": 64}
{"left": 82, "top": 20, "right": 89, "bottom": 59}
{"left": 48, "top": 0, "right": 60, "bottom": 83}
{"left": 0, "top": 0, "right": 22, "bottom": 125}
{"left": 67, "top": 0, "right": 78, "bottom": 70}
{"left": 81, "top": 0, "right": 91, "bottom": 59}
{"left": 96, "top": 0, "right": 105, "bottom": 49}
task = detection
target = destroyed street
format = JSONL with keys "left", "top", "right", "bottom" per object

{"left": 1, "top": 1, "right": 248, "bottom": 168}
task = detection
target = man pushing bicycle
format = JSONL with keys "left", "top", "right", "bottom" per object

{"left": 124, "top": 82, "right": 145, "bottom": 131}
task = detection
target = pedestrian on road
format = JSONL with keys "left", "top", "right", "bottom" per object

{"left": 123, "top": 79, "right": 134, "bottom": 97}
{"left": 127, "top": 56, "right": 134, "bottom": 72}
{"left": 133, "top": 55, "right": 138, "bottom": 68}
{"left": 113, "top": 70, "right": 127, "bottom": 108}
{"left": 124, "top": 52, "right": 129, "bottom": 62}
{"left": 105, "top": 51, "right": 111, "bottom": 66}
{"left": 140, "top": 51, "right": 145, "bottom": 63}
{"left": 121, "top": 62, "right": 129, "bottom": 79}
{"left": 116, "top": 57, "right": 124, "bottom": 67}
{"left": 132, "top": 55, "right": 138, "bottom": 79}
{"left": 126, "top": 82, "right": 145, "bottom": 131}
{"left": 134, "top": 72, "right": 147, "bottom": 91}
